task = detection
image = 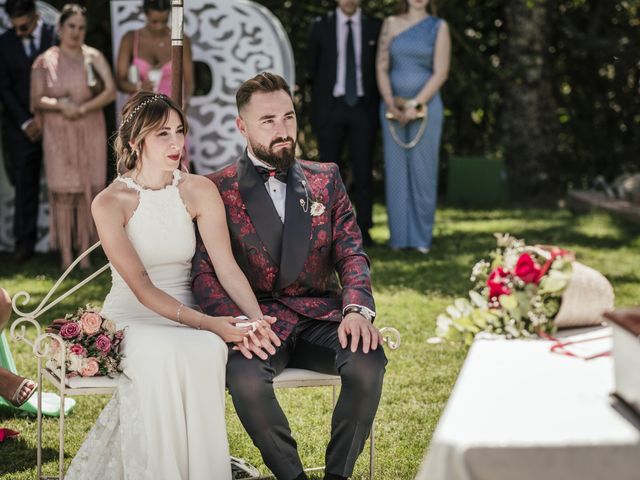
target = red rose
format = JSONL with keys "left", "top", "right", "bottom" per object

{"left": 514, "top": 253, "right": 542, "bottom": 284}
{"left": 487, "top": 267, "right": 511, "bottom": 298}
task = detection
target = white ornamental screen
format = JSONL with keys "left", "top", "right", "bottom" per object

{"left": 110, "top": 0, "right": 295, "bottom": 174}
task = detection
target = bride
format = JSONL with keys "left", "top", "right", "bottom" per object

{"left": 65, "top": 91, "right": 278, "bottom": 479}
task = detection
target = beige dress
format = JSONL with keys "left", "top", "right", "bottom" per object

{"left": 31, "top": 46, "right": 107, "bottom": 254}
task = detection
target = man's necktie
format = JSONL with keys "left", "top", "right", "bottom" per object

{"left": 345, "top": 20, "right": 358, "bottom": 107}
{"left": 27, "top": 35, "right": 37, "bottom": 59}
{"left": 255, "top": 165, "right": 288, "bottom": 183}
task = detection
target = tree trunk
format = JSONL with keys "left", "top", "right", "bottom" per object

{"left": 502, "top": 0, "right": 557, "bottom": 198}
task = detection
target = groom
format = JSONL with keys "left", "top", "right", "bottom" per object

{"left": 192, "top": 72, "right": 387, "bottom": 480}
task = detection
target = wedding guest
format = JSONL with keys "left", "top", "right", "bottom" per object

{"left": 62, "top": 91, "right": 278, "bottom": 479}
{"left": 115, "top": 0, "right": 194, "bottom": 170}
{"left": 192, "top": 72, "right": 387, "bottom": 480}
{"left": 0, "top": 0, "right": 55, "bottom": 263}
{"left": 31, "top": 3, "right": 115, "bottom": 269}
{"left": 307, "top": 0, "right": 382, "bottom": 246}
{"left": 376, "top": 0, "right": 450, "bottom": 253}
{"left": 115, "top": 0, "right": 193, "bottom": 108}
{"left": 0, "top": 287, "right": 37, "bottom": 408}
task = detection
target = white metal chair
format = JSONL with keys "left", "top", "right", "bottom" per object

{"left": 9, "top": 242, "right": 401, "bottom": 480}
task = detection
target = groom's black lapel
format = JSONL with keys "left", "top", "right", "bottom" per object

{"left": 276, "top": 161, "right": 312, "bottom": 290}
{"left": 237, "top": 151, "right": 283, "bottom": 265}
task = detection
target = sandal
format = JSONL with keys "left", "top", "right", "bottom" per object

{"left": 10, "top": 378, "right": 37, "bottom": 407}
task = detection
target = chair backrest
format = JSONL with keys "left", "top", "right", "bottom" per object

{"left": 10, "top": 242, "right": 109, "bottom": 363}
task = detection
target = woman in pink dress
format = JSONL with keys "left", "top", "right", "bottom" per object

{"left": 31, "top": 3, "right": 116, "bottom": 269}
{"left": 115, "top": 0, "right": 193, "bottom": 170}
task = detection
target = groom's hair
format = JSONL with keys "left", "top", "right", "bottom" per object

{"left": 236, "top": 72, "right": 292, "bottom": 113}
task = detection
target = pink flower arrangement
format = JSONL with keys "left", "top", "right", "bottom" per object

{"left": 48, "top": 305, "right": 125, "bottom": 378}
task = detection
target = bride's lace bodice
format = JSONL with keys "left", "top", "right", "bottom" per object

{"left": 102, "top": 169, "right": 196, "bottom": 326}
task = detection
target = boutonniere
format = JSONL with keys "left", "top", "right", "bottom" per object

{"left": 310, "top": 200, "right": 326, "bottom": 217}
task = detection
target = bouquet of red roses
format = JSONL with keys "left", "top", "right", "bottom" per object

{"left": 48, "top": 305, "right": 125, "bottom": 377}
{"left": 435, "top": 233, "right": 614, "bottom": 345}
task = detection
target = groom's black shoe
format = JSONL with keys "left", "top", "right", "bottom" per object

{"left": 294, "top": 473, "right": 309, "bottom": 480}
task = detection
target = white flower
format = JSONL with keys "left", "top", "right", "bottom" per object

{"left": 68, "top": 353, "right": 85, "bottom": 373}
{"left": 310, "top": 201, "right": 325, "bottom": 217}
{"left": 102, "top": 318, "right": 116, "bottom": 334}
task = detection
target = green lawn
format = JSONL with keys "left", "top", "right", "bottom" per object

{"left": 1, "top": 206, "right": 639, "bottom": 479}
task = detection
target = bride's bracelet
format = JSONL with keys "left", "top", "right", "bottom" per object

{"left": 176, "top": 303, "right": 185, "bottom": 324}
{"left": 197, "top": 313, "right": 203, "bottom": 330}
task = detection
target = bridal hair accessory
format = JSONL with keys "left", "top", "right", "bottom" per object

{"left": 121, "top": 94, "right": 164, "bottom": 127}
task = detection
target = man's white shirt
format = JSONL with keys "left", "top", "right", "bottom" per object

{"left": 333, "top": 8, "right": 364, "bottom": 98}
{"left": 248, "top": 150, "right": 287, "bottom": 223}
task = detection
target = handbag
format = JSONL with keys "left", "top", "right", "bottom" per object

{"left": 385, "top": 97, "right": 428, "bottom": 149}
{"left": 82, "top": 46, "right": 105, "bottom": 98}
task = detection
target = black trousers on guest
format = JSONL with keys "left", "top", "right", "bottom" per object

{"left": 315, "top": 97, "right": 377, "bottom": 236}
{"left": 226, "top": 317, "right": 387, "bottom": 480}
{"left": 5, "top": 127, "right": 42, "bottom": 252}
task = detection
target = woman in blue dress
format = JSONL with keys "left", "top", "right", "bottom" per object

{"left": 376, "top": 0, "right": 451, "bottom": 253}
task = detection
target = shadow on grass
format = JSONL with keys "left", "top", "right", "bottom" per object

{"left": 0, "top": 436, "right": 60, "bottom": 476}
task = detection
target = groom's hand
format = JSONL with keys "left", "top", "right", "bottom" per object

{"left": 338, "top": 313, "right": 384, "bottom": 354}
{"left": 233, "top": 316, "right": 281, "bottom": 360}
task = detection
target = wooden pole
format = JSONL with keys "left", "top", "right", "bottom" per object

{"left": 170, "top": 0, "right": 184, "bottom": 107}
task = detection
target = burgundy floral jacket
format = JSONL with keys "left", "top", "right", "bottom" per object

{"left": 191, "top": 151, "right": 375, "bottom": 340}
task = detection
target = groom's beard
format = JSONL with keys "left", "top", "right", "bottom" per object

{"left": 249, "top": 136, "right": 296, "bottom": 171}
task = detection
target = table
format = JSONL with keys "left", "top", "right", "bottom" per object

{"left": 416, "top": 330, "right": 640, "bottom": 480}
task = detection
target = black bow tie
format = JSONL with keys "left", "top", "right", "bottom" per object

{"left": 255, "top": 165, "right": 288, "bottom": 183}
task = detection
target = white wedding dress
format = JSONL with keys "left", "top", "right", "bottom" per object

{"left": 66, "top": 170, "right": 231, "bottom": 480}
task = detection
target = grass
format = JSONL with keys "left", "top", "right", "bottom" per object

{"left": 1, "top": 205, "right": 639, "bottom": 479}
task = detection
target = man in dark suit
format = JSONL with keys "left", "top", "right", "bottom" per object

{"left": 308, "top": 0, "right": 382, "bottom": 246}
{"left": 192, "top": 72, "right": 387, "bottom": 480}
{"left": 0, "top": 0, "right": 55, "bottom": 262}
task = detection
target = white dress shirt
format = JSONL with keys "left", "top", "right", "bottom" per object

{"left": 21, "top": 17, "right": 43, "bottom": 57}
{"left": 247, "top": 150, "right": 287, "bottom": 223}
{"left": 333, "top": 8, "right": 364, "bottom": 98}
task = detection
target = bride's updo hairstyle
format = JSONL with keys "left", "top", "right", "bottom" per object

{"left": 114, "top": 91, "right": 189, "bottom": 172}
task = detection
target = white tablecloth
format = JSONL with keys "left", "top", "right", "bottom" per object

{"left": 416, "top": 332, "right": 640, "bottom": 480}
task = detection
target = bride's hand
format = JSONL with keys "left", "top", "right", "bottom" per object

{"left": 201, "top": 316, "right": 252, "bottom": 343}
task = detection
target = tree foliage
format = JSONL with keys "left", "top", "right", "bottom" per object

{"left": 257, "top": 0, "right": 640, "bottom": 195}
{"left": 57, "top": 0, "right": 640, "bottom": 194}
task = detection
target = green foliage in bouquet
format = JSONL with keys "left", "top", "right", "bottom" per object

{"left": 437, "top": 234, "right": 573, "bottom": 344}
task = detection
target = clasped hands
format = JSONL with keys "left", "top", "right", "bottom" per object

{"left": 387, "top": 103, "right": 420, "bottom": 126}
{"left": 58, "top": 97, "right": 86, "bottom": 120}
{"left": 229, "top": 316, "right": 281, "bottom": 361}
{"left": 225, "top": 312, "right": 385, "bottom": 360}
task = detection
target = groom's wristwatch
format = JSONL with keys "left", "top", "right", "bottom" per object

{"left": 343, "top": 305, "right": 376, "bottom": 322}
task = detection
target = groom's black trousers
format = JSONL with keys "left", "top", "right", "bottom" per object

{"left": 226, "top": 317, "right": 387, "bottom": 480}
